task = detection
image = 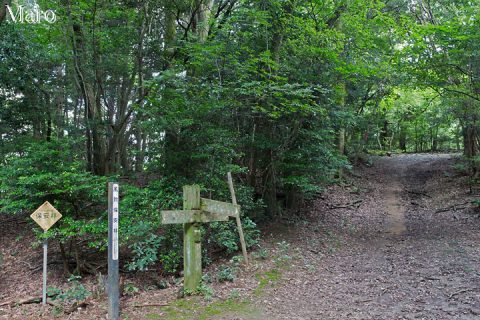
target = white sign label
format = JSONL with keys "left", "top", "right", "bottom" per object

{"left": 112, "top": 184, "right": 119, "bottom": 261}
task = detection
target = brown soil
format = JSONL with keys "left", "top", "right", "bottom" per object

{"left": 255, "top": 153, "right": 480, "bottom": 320}
{"left": 1, "top": 153, "right": 479, "bottom": 319}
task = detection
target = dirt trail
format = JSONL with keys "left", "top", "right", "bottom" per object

{"left": 255, "top": 154, "right": 480, "bottom": 320}
{"left": 385, "top": 179, "right": 406, "bottom": 236}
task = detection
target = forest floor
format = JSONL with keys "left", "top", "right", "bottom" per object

{"left": 1, "top": 153, "right": 479, "bottom": 319}
{"left": 252, "top": 153, "right": 480, "bottom": 320}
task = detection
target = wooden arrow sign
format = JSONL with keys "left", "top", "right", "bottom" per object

{"left": 201, "top": 198, "right": 240, "bottom": 217}
{"left": 161, "top": 209, "right": 229, "bottom": 224}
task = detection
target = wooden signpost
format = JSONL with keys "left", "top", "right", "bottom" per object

{"left": 30, "top": 201, "right": 62, "bottom": 305}
{"left": 161, "top": 181, "right": 248, "bottom": 291}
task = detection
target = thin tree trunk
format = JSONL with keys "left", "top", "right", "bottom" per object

{"left": 399, "top": 123, "right": 407, "bottom": 151}
{"left": 197, "top": 0, "right": 214, "bottom": 43}
{"left": 0, "top": 0, "right": 10, "bottom": 24}
{"left": 59, "top": 241, "right": 71, "bottom": 275}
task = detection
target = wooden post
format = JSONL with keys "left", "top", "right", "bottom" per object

{"left": 227, "top": 172, "right": 249, "bottom": 265}
{"left": 183, "top": 185, "right": 202, "bottom": 292}
{"left": 161, "top": 184, "right": 241, "bottom": 292}
{"left": 108, "top": 182, "right": 120, "bottom": 320}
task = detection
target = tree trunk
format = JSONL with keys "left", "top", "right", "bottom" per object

{"left": 0, "top": 0, "right": 10, "bottom": 24}
{"left": 464, "top": 124, "right": 477, "bottom": 158}
{"left": 134, "top": 127, "right": 145, "bottom": 172}
{"left": 338, "top": 128, "right": 346, "bottom": 155}
{"left": 399, "top": 123, "right": 407, "bottom": 151}
{"left": 380, "top": 120, "right": 388, "bottom": 150}
{"left": 68, "top": 9, "right": 107, "bottom": 174}
{"left": 264, "top": 160, "right": 280, "bottom": 216}
{"left": 59, "top": 241, "right": 71, "bottom": 275}
{"left": 164, "top": 3, "right": 176, "bottom": 69}
{"left": 197, "top": 0, "right": 214, "bottom": 43}
{"left": 247, "top": 122, "right": 257, "bottom": 187}
{"left": 432, "top": 128, "right": 438, "bottom": 151}
{"left": 335, "top": 82, "right": 347, "bottom": 155}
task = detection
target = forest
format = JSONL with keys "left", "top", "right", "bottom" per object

{"left": 0, "top": 0, "right": 479, "bottom": 319}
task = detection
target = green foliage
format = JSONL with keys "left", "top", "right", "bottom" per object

{"left": 0, "top": 139, "right": 105, "bottom": 215}
{"left": 208, "top": 218, "right": 259, "bottom": 255}
{"left": 216, "top": 265, "right": 237, "bottom": 283}
{"left": 123, "top": 179, "right": 259, "bottom": 274}
{"left": 253, "top": 247, "right": 269, "bottom": 260}
{"left": 228, "top": 289, "right": 241, "bottom": 300}
{"left": 127, "top": 234, "right": 164, "bottom": 271}
{"left": 277, "top": 240, "right": 290, "bottom": 254}
{"left": 196, "top": 283, "right": 214, "bottom": 301}
{"left": 274, "top": 240, "right": 292, "bottom": 267}
{"left": 117, "top": 179, "right": 183, "bottom": 273}
{"left": 254, "top": 268, "right": 282, "bottom": 296}
{"left": 452, "top": 162, "right": 468, "bottom": 174}
{"left": 51, "top": 275, "right": 92, "bottom": 304}
{"left": 158, "top": 249, "right": 183, "bottom": 274}
{"left": 126, "top": 232, "right": 182, "bottom": 274}
{"left": 0, "top": 139, "right": 109, "bottom": 251}
{"left": 123, "top": 283, "right": 140, "bottom": 297}
{"left": 3, "top": 0, "right": 478, "bottom": 280}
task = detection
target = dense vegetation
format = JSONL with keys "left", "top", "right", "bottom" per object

{"left": 1, "top": 0, "right": 479, "bottom": 274}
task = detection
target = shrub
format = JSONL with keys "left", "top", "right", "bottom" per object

{"left": 0, "top": 138, "right": 261, "bottom": 276}
{"left": 216, "top": 265, "right": 236, "bottom": 282}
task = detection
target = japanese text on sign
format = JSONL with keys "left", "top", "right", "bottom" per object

{"left": 30, "top": 201, "right": 62, "bottom": 231}
{"left": 35, "top": 211, "right": 57, "bottom": 219}
{"left": 112, "top": 184, "right": 119, "bottom": 261}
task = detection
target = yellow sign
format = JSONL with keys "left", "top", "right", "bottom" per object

{"left": 31, "top": 201, "right": 62, "bottom": 231}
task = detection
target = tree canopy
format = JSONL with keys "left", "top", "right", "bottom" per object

{"left": 1, "top": 0, "right": 479, "bottom": 273}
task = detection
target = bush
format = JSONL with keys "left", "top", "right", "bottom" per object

{"left": 216, "top": 265, "right": 236, "bottom": 282}
{"left": 0, "top": 138, "right": 261, "bottom": 276}
{"left": 51, "top": 275, "right": 92, "bottom": 304}
{"left": 0, "top": 139, "right": 108, "bottom": 273}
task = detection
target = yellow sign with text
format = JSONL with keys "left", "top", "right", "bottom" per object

{"left": 31, "top": 201, "right": 62, "bottom": 231}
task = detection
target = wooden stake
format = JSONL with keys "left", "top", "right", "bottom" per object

{"left": 227, "top": 172, "right": 249, "bottom": 265}
{"left": 183, "top": 185, "right": 202, "bottom": 292}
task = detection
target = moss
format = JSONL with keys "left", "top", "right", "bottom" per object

{"left": 254, "top": 268, "right": 281, "bottom": 296}
{"left": 151, "top": 296, "right": 259, "bottom": 320}
{"left": 199, "top": 300, "right": 254, "bottom": 320}
{"left": 139, "top": 266, "right": 284, "bottom": 319}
